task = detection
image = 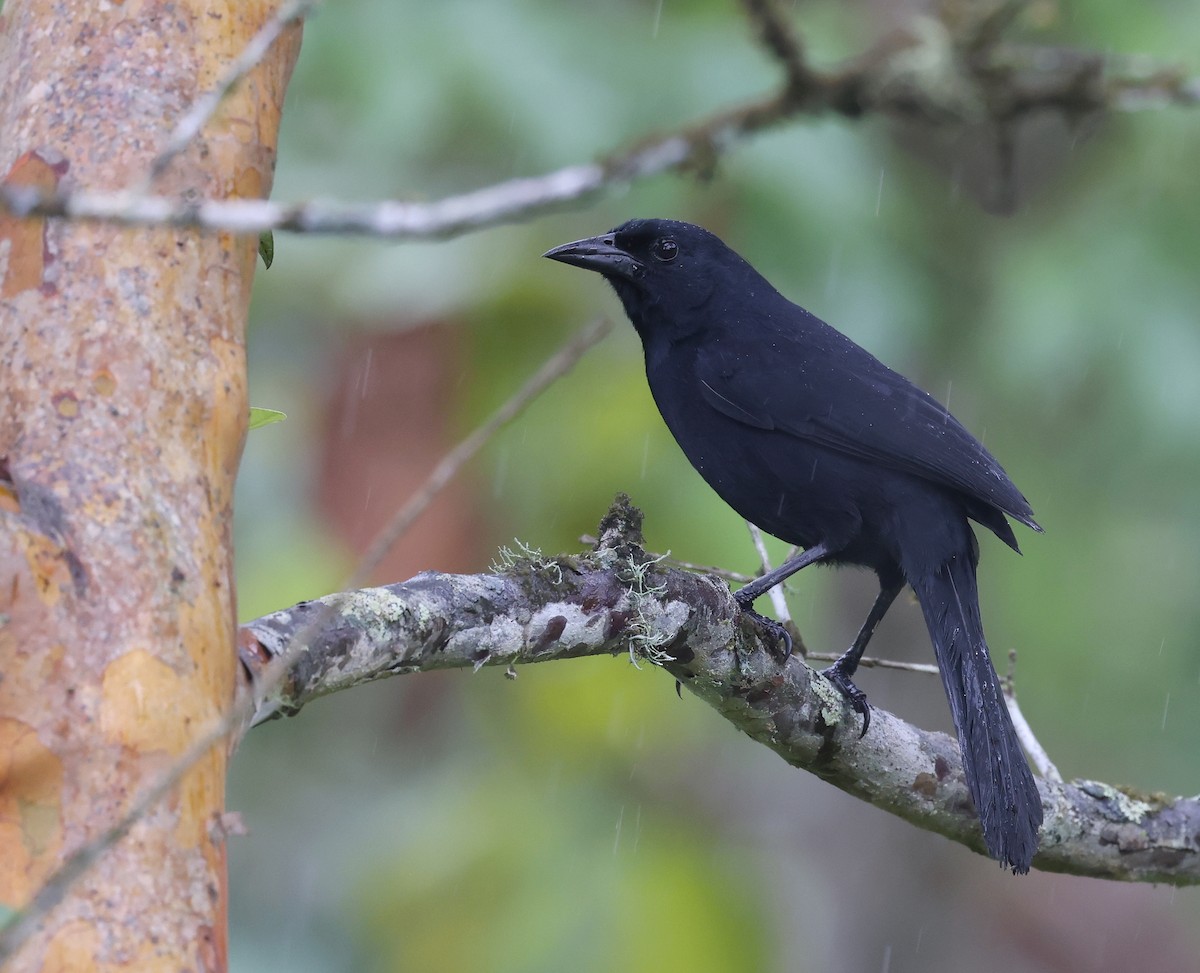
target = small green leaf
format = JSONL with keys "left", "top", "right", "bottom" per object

{"left": 0, "top": 902, "right": 17, "bottom": 930}
{"left": 258, "top": 230, "right": 274, "bottom": 269}
{"left": 248, "top": 407, "right": 286, "bottom": 430}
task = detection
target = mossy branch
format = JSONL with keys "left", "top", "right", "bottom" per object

{"left": 238, "top": 496, "right": 1200, "bottom": 886}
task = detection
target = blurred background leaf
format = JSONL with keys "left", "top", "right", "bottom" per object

{"left": 230, "top": 1, "right": 1200, "bottom": 970}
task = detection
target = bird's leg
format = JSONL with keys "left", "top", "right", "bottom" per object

{"left": 821, "top": 576, "right": 904, "bottom": 738}
{"left": 735, "top": 541, "right": 831, "bottom": 604}
{"left": 735, "top": 541, "right": 831, "bottom": 661}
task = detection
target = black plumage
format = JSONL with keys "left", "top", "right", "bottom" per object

{"left": 545, "top": 218, "right": 1043, "bottom": 872}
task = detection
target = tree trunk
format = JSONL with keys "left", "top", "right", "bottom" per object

{"left": 0, "top": 2, "right": 299, "bottom": 969}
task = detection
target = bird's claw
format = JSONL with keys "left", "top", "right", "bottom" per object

{"left": 820, "top": 661, "right": 872, "bottom": 738}
{"left": 736, "top": 600, "right": 792, "bottom": 661}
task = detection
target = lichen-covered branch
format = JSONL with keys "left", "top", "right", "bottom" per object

{"left": 238, "top": 496, "right": 1200, "bottom": 886}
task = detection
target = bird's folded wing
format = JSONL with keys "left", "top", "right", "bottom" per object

{"left": 696, "top": 339, "right": 1039, "bottom": 531}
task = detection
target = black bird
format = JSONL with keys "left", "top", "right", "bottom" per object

{"left": 544, "top": 218, "right": 1043, "bottom": 873}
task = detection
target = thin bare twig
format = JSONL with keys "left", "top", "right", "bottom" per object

{"left": 806, "top": 652, "right": 939, "bottom": 676}
{"left": 746, "top": 521, "right": 792, "bottom": 623}
{"left": 240, "top": 318, "right": 613, "bottom": 735}
{"left": 345, "top": 316, "right": 614, "bottom": 591}
{"left": 146, "top": 0, "right": 316, "bottom": 185}
{"left": 243, "top": 316, "right": 615, "bottom": 724}
{"left": 139, "top": 0, "right": 321, "bottom": 191}
{"left": 1005, "top": 648, "right": 1062, "bottom": 781}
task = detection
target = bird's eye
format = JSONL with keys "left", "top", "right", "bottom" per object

{"left": 651, "top": 238, "right": 678, "bottom": 262}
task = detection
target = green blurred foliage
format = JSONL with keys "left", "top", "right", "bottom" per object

{"left": 231, "top": 2, "right": 1200, "bottom": 971}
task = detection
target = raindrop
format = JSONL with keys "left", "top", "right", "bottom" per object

{"left": 651, "top": 0, "right": 664, "bottom": 38}
{"left": 1161, "top": 692, "right": 1170, "bottom": 731}
{"left": 632, "top": 804, "right": 643, "bottom": 853}
{"left": 360, "top": 346, "right": 374, "bottom": 398}
{"left": 880, "top": 944, "right": 892, "bottom": 973}
{"left": 613, "top": 805, "right": 625, "bottom": 854}
{"left": 875, "top": 169, "right": 885, "bottom": 217}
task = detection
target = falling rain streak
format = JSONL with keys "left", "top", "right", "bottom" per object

{"left": 613, "top": 803, "right": 643, "bottom": 855}
{"left": 360, "top": 346, "right": 373, "bottom": 396}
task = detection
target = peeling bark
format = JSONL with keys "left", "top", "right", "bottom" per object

{"left": 0, "top": 2, "right": 300, "bottom": 970}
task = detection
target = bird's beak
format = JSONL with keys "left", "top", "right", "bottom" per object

{"left": 543, "top": 235, "right": 644, "bottom": 281}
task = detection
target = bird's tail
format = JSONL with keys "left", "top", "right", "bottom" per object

{"left": 908, "top": 554, "right": 1043, "bottom": 873}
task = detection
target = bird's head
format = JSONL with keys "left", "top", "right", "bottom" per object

{"left": 544, "top": 218, "right": 757, "bottom": 336}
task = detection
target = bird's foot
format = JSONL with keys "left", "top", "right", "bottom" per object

{"left": 735, "top": 599, "right": 792, "bottom": 662}
{"left": 820, "top": 660, "right": 872, "bottom": 738}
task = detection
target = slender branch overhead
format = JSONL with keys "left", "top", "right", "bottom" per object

{"left": 0, "top": 2, "right": 1195, "bottom": 237}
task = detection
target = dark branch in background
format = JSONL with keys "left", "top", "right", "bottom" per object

{"left": 0, "top": 2, "right": 1195, "bottom": 238}
{"left": 238, "top": 496, "right": 1200, "bottom": 887}
{"left": 739, "top": 0, "right": 817, "bottom": 100}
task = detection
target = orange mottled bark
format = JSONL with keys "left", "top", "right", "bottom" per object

{"left": 0, "top": 2, "right": 300, "bottom": 969}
